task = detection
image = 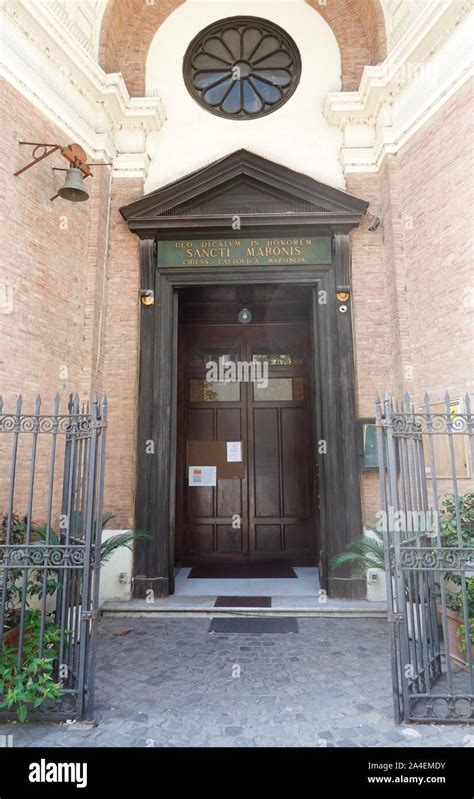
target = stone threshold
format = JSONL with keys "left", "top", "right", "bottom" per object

{"left": 101, "top": 597, "right": 387, "bottom": 618}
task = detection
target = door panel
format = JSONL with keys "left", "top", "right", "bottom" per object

{"left": 255, "top": 524, "right": 281, "bottom": 551}
{"left": 188, "top": 407, "right": 214, "bottom": 439}
{"left": 176, "top": 321, "right": 317, "bottom": 564}
{"left": 281, "top": 407, "right": 309, "bottom": 516}
{"left": 216, "top": 408, "right": 241, "bottom": 440}
{"left": 216, "top": 524, "right": 242, "bottom": 552}
{"left": 193, "top": 525, "right": 213, "bottom": 553}
{"left": 284, "top": 524, "right": 312, "bottom": 550}
{"left": 217, "top": 479, "right": 243, "bottom": 518}
{"left": 253, "top": 408, "right": 280, "bottom": 517}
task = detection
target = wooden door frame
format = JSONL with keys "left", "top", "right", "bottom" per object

{"left": 132, "top": 251, "right": 363, "bottom": 599}
{"left": 120, "top": 150, "right": 368, "bottom": 599}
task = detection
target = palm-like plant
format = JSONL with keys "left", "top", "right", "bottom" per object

{"left": 31, "top": 513, "right": 150, "bottom": 565}
{"left": 99, "top": 529, "right": 150, "bottom": 564}
{"left": 330, "top": 528, "right": 385, "bottom": 577}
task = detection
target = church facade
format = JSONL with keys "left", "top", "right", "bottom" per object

{"left": 1, "top": 0, "right": 472, "bottom": 600}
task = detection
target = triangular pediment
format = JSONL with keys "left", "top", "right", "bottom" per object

{"left": 163, "top": 177, "right": 335, "bottom": 216}
{"left": 120, "top": 150, "right": 368, "bottom": 237}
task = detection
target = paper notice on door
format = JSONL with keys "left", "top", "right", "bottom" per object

{"left": 226, "top": 441, "right": 242, "bottom": 462}
{"left": 188, "top": 466, "right": 216, "bottom": 486}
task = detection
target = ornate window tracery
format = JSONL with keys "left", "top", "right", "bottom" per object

{"left": 183, "top": 17, "right": 301, "bottom": 119}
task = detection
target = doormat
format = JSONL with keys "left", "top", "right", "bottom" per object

{"left": 214, "top": 596, "right": 272, "bottom": 608}
{"left": 208, "top": 617, "right": 298, "bottom": 634}
{"left": 188, "top": 564, "right": 297, "bottom": 579}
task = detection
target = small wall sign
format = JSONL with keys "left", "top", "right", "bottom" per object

{"left": 157, "top": 237, "right": 332, "bottom": 267}
{"left": 186, "top": 440, "right": 245, "bottom": 479}
{"left": 356, "top": 418, "right": 386, "bottom": 470}
{"left": 188, "top": 466, "right": 217, "bottom": 486}
{"left": 226, "top": 441, "right": 242, "bottom": 462}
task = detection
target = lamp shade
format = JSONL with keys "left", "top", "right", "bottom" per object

{"left": 238, "top": 308, "right": 252, "bottom": 324}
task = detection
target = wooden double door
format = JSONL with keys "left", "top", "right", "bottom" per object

{"left": 176, "top": 321, "right": 318, "bottom": 564}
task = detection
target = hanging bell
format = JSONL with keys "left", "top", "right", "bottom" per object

{"left": 58, "top": 166, "right": 89, "bottom": 202}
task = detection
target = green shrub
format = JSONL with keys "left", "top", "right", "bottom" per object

{"left": 0, "top": 610, "right": 64, "bottom": 722}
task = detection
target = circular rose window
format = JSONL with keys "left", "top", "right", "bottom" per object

{"left": 183, "top": 17, "right": 301, "bottom": 119}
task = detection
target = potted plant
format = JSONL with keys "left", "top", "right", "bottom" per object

{"left": 0, "top": 609, "right": 64, "bottom": 722}
{"left": 437, "top": 493, "right": 474, "bottom": 667}
{"left": 330, "top": 527, "right": 428, "bottom": 640}
{"left": 1, "top": 512, "right": 149, "bottom": 645}
{"left": 330, "top": 527, "right": 386, "bottom": 576}
{"left": 441, "top": 579, "right": 474, "bottom": 668}
{"left": 1, "top": 514, "right": 61, "bottom": 647}
{"left": 330, "top": 526, "right": 392, "bottom": 602}
{"left": 32, "top": 512, "right": 150, "bottom": 567}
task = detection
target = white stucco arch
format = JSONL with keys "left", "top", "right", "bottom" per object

{"left": 145, "top": 0, "right": 344, "bottom": 191}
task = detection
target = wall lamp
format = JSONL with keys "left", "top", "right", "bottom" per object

{"left": 14, "top": 141, "right": 111, "bottom": 202}
{"left": 140, "top": 289, "right": 155, "bottom": 306}
{"left": 367, "top": 210, "right": 382, "bottom": 232}
{"left": 238, "top": 308, "right": 252, "bottom": 324}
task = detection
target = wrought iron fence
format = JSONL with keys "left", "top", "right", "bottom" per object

{"left": 376, "top": 391, "right": 473, "bottom": 724}
{"left": 0, "top": 394, "right": 107, "bottom": 721}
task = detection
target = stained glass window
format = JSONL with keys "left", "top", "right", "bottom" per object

{"left": 183, "top": 17, "right": 301, "bottom": 119}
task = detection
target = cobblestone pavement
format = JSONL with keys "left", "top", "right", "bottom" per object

{"left": 1, "top": 617, "right": 472, "bottom": 748}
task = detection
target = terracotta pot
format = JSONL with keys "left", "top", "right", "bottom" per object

{"left": 2, "top": 625, "right": 20, "bottom": 649}
{"left": 438, "top": 606, "right": 474, "bottom": 668}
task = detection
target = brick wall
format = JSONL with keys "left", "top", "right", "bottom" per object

{"left": 347, "top": 172, "right": 391, "bottom": 526}
{"left": 0, "top": 79, "right": 110, "bottom": 522}
{"left": 0, "top": 80, "right": 143, "bottom": 528}
{"left": 98, "top": 0, "right": 185, "bottom": 95}
{"left": 349, "top": 79, "right": 474, "bottom": 524}
{"left": 99, "top": 0, "right": 386, "bottom": 95}
{"left": 0, "top": 80, "right": 98, "bottom": 406}
{"left": 398, "top": 80, "right": 474, "bottom": 402}
{"left": 101, "top": 179, "right": 143, "bottom": 528}
{"left": 81, "top": 165, "right": 113, "bottom": 398}
{"left": 307, "top": 0, "right": 386, "bottom": 89}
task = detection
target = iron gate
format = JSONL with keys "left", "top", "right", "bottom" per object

{"left": 0, "top": 393, "right": 107, "bottom": 721}
{"left": 376, "top": 392, "right": 473, "bottom": 724}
